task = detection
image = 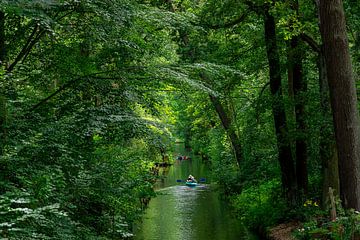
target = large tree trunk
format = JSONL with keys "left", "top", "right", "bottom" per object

{"left": 319, "top": 0, "right": 360, "bottom": 210}
{"left": 209, "top": 95, "right": 242, "bottom": 166}
{"left": 264, "top": 9, "right": 297, "bottom": 204}
{"left": 318, "top": 48, "right": 340, "bottom": 206}
{"left": 289, "top": 35, "right": 308, "bottom": 195}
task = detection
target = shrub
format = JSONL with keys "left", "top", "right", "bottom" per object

{"left": 231, "top": 179, "right": 288, "bottom": 232}
{"left": 294, "top": 199, "right": 360, "bottom": 240}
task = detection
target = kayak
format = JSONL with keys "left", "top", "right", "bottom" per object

{"left": 185, "top": 181, "right": 197, "bottom": 186}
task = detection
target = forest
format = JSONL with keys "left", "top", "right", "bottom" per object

{"left": 0, "top": 0, "right": 359, "bottom": 239}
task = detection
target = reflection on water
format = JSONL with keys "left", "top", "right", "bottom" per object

{"left": 134, "top": 149, "right": 256, "bottom": 240}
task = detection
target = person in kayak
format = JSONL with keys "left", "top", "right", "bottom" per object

{"left": 187, "top": 175, "right": 197, "bottom": 183}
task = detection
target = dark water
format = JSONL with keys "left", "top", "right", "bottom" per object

{"left": 133, "top": 148, "right": 257, "bottom": 240}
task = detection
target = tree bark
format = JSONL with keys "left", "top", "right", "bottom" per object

{"left": 319, "top": 0, "right": 360, "bottom": 210}
{"left": 286, "top": 0, "right": 308, "bottom": 195}
{"left": 209, "top": 95, "right": 242, "bottom": 166}
{"left": 264, "top": 8, "right": 297, "bottom": 204}
{"left": 318, "top": 48, "right": 340, "bottom": 206}
{"left": 291, "top": 37, "right": 308, "bottom": 195}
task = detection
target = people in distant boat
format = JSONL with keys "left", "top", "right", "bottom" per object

{"left": 176, "top": 155, "right": 192, "bottom": 161}
{"left": 187, "top": 174, "right": 197, "bottom": 183}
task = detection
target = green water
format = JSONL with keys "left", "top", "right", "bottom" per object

{"left": 133, "top": 149, "right": 257, "bottom": 240}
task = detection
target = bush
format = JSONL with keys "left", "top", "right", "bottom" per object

{"left": 294, "top": 206, "right": 360, "bottom": 240}
{"left": 231, "top": 179, "right": 288, "bottom": 232}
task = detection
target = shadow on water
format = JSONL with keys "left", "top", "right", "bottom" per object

{"left": 133, "top": 145, "right": 258, "bottom": 240}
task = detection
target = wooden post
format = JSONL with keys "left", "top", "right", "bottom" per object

{"left": 329, "top": 187, "right": 337, "bottom": 221}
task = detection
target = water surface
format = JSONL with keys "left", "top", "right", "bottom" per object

{"left": 134, "top": 151, "right": 256, "bottom": 240}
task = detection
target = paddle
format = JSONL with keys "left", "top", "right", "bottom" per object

{"left": 199, "top": 178, "right": 206, "bottom": 183}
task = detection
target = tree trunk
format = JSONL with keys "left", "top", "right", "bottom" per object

{"left": 291, "top": 37, "right": 308, "bottom": 195}
{"left": 286, "top": 0, "right": 308, "bottom": 195}
{"left": 319, "top": 0, "right": 360, "bottom": 210}
{"left": 318, "top": 48, "right": 340, "bottom": 206}
{"left": 209, "top": 95, "right": 242, "bottom": 166}
{"left": 264, "top": 8, "right": 297, "bottom": 204}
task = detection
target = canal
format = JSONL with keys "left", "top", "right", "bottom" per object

{"left": 133, "top": 148, "right": 258, "bottom": 240}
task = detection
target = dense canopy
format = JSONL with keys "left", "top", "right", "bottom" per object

{"left": 0, "top": 0, "right": 359, "bottom": 239}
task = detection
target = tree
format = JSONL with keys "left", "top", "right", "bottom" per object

{"left": 263, "top": 4, "right": 297, "bottom": 204}
{"left": 163, "top": 0, "right": 245, "bottom": 166}
{"left": 0, "top": 1, "right": 184, "bottom": 238}
{"left": 286, "top": 0, "right": 308, "bottom": 195}
{"left": 319, "top": 0, "right": 360, "bottom": 210}
{"left": 209, "top": 94, "right": 243, "bottom": 166}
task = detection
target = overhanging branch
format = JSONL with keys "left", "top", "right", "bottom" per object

{"left": 6, "top": 23, "right": 40, "bottom": 72}
{"left": 300, "top": 33, "right": 320, "bottom": 53}
{"left": 28, "top": 71, "right": 116, "bottom": 112}
{"left": 206, "top": 12, "right": 248, "bottom": 29}
{"left": 28, "top": 76, "right": 83, "bottom": 112}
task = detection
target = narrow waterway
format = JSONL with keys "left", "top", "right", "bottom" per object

{"left": 133, "top": 146, "right": 257, "bottom": 240}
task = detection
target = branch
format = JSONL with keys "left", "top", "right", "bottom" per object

{"left": 28, "top": 76, "right": 83, "bottom": 112}
{"left": 300, "top": 33, "right": 320, "bottom": 53}
{"left": 28, "top": 71, "right": 115, "bottom": 112}
{"left": 206, "top": 12, "right": 248, "bottom": 29}
{"left": 22, "top": 29, "right": 46, "bottom": 62}
{"left": 55, "top": 8, "right": 78, "bottom": 22}
{"left": 259, "top": 81, "right": 271, "bottom": 98}
{"left": 254, "top": 81, "right": 270, "bottom": 123}
{"left": 7, "top": 23, "right": 40, "bottom": 72}
{"left": 7, "top": 5, "right": 80, "bottom": 72}
{"left": 243, "top": 0, "right": 265, "bottom": 15}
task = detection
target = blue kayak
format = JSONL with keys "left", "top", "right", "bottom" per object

{"left": 185, "top": 181, "right": 197, "bottom": 186}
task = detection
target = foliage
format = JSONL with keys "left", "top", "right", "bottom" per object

{"left": 0, "top": 190, "right": 77, "bottom": 240}
{"left": 0, "top": 0, "right": 359, "bottom": 239}
{"left": 0, "top": 0, "right": 183, "bottom": 239}
{"left": 231, "top": 180, "right": 288, "bottom": 231}
{"left": 294, "top": 204, "right": 360, "bottom": 240}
